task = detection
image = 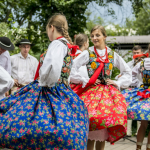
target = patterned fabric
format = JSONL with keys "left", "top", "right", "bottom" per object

{"left": 40, "top": 40, "right": 73, "bottom": 87}
{"left": 140, "top": 60, "right": 150, "bottom": 86}
{"left": 70, "top": 49, "right": 127, "bottom": 143}
{"left": 86, "top": 50, "right": 114, "bottom": 84}
{"left": 0, "top": 41, "right": 89, "bottom": 149}
{"left": 122, "top": 60, "right": 150, "bottom": 121}
{"left": 122, "top": 87, "right": 150, "bottom": 120}
{"left": 79, "top": 84, "right": 127, "bottom": 143}
{"left": 0, "top": 80, "right": 89, "bottom": 150}
{"left": 11, "top": 84, "right": 28, "bottom": 94}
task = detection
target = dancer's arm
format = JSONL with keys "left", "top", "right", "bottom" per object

{"left": 112, "top": 52, "right": 132, "bottom": 90}
{"left": 0, "top": 66, "right": 14, "bottom": 95}
{"left": 70, "top": 50, "right": 90, "bottom": 87}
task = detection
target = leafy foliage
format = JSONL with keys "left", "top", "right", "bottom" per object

{"left": 133, "top": 0, "right": 150, "bottom": 35}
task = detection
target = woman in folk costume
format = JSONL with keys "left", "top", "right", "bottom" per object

{"left": 69, "top": 33, "right": 89, "bottom": 90}
{"left": 0, "top": 14, "right": 89, "bottom": 150}
{"left": 121, "top": 52, "right": 150, "bottom": 150}
{"left": 70, "top": 25, "right": 132, "bottom": 150}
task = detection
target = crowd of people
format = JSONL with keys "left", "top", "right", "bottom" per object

{"left": 0, "top": 13, "right": 150, "bottom": 150}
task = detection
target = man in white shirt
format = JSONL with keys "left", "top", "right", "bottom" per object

{"left": 0, "top": 66, "right": 14, "bottom": 100}
{"left": 0, "top": 37, "right": 14, "bottom": 75}
{"left": 118, "top": 45, "right": 143, "bottom": 137}
{"left": 0, "top": 37, "right": 15, "bottom": 97}
{"left": 11, "top": 39, "right": 38, "bottom": 93}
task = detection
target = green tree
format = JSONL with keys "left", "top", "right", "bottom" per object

{"left": 0, "top": 0, "right": 143, "bottom": 55}
{"left": 133, "top": 0, "right": 150, "bottom": 35}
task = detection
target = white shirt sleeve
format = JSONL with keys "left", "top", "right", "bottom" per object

{"left": 0, "top": 51, "right": 11, "bottom": 75}
{"left": 39, "top": 40, "right": 67, "bottom": 87}
{"left": 70, "top": 50, "right": 90, "bottom": 87}
{"left": 132, "top": 62, "right": 141, "bottom": 84}
{"left": 0, "top": 66, "right": 14, "bottom": 99}
{"left": 113, "top": 52, "right": 132, "bottom": 90}
{"left": 33, "top": 58, "right": 39, "bottom": 77}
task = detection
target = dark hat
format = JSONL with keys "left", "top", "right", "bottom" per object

{"left": 15, "top": 39, "right": 34, "bottom": 47}
{"left": 0, "top": 37, "right": 15, "bottom": 51}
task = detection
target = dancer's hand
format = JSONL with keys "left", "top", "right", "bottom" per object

{"left": 106, "top": 79, "right": 117, "bottom": 87}
{"left": 118, "top": 74, "right": 122, "bottom": 78}
{"left": 14, "top": 79, "right": 19, "bottom": 86}
{"left": 5, "top": 91, "right": 9, "bottom": 97}
{"left": 94, "top": 79, "right": 101, "bottom": 85}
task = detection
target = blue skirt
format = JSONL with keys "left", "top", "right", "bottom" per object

{"left": 122, "top": 87, "right": 150, "bottom": 121}
{"left": 0, "top": 80, "right": 89, "bottom": 150}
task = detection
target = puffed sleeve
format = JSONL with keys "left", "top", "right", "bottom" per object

{"left": 70, "top": 50, "right": 90, "bottom": 87}
{"left": 113, "top": 52, "right": 132, "bottom": 90}
{"left": 132, "top": 62, "right": 141, "bottom": 84}
{"left": 33, "top": 58, "right": 39, "bottom": 76}
{"left": 39, "top": 40, "right": 67, "bottom": 87}
{"left": 0, "top": 66, "right": 14, "bottom": 96}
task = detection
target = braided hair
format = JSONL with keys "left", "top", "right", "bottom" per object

{"left": 47, "top": 13, "right": 73, "bottom": 44}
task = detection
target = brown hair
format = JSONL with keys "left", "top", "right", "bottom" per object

{"left": 47, "top": 13, "right": 73, "bottom": 44}
{"left": 74, "top": 34, "right": 88, "bottom": 49}
{"left": 90, "top": 25, "right": 107, "bottom": 37}
{"left": 132, "top": 45, "right": 143, "bottom": 52}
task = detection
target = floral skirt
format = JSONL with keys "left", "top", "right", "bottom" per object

{"left": 76, "top": 84, "right": 127, "bottom": 143}
{"left": 0, "top": 80, "right": 89, "bottom": 150}
{"left": 122, "top": 87, "right": 150, "bottom": 120}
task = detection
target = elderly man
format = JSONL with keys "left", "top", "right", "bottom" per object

{"left": 117, "top": 45, "right": 143, "bottom": 137}
{"left": 11, "top": 39, "right": 38, "bottom": 93}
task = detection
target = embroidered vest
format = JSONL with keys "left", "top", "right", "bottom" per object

{"left": 39, "top": 39, "right": 73, "bottom": 86}
{"left": 86, "top": 50, "right": 114, "bottom": 84}
{"left": 140, "top": 60, "right": 150, "bottom": 87}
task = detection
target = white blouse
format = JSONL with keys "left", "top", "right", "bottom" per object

{"left": 69, "top": 50, "right": 89, "bottom": 84}
{"left": 132, "top": 58, "right": 150, "bottom": 84}
{"left": 39, "top": 38, "right": 68, "bottom": 87}
{"left": 71, "top": 46, "right": 132, "bottom": 90}
{"left": 0, "top": 51, "right": 11, "bottom": 75}
{"left": 11, "top": 53, "right": 38, "bottom": 84}
{"left": 0, "top": 66, "right": 14, "bottom": 100}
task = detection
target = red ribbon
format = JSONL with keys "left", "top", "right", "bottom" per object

{"left": 133, "top": 53, "right": 149, "bottom": 59}
{"left": 34, "top": 61, "right": 40, "bottom": 80}
{"left": 137, "top": 89, "right": 150, "bottom": 99}
{"left": 34, "top": 39, "right": 79, "bottom": 80}
{"left": 57, "top": 36, "right": 79, "bottom": 56}
{"left": 56, "top": 36, "right": 64, "bottom": 39}
{"left": 67, "top": 43, "right": 79, "bottom": 56}
{"left": 73, "top": 47, "right": 109, "bottom": 96}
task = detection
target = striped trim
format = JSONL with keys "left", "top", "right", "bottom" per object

{"left": 0, "top": 41, "right": 11, "bottom": 47}
{"left": 20, "top": 42, "right": 31, "bottom": 44}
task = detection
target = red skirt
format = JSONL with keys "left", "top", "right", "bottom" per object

{"left": 70, "top": 83, "right": 127, "bottom": 143}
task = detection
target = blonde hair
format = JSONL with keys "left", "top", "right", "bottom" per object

{"left": 47, "top": 13, "right": 73, "bottom": 44}
{"left": 90, "top": 25, "right": 107, "bottom": 37}
{"left": 74, "top": 33, "right": 88, "bottom": 49}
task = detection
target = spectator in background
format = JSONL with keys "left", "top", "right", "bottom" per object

{"left": 116, "top": 45, "right": 144, "bottom": 137}
{"left": 0, "top": 37, "right": 14, "bottom": 96}
{"left": 0, "top": 37, "right": 14, "bottom": 74}
{"left": 11, "top": 39, "right": 38, "bottom": 93}
{"left": 0, "top": 37, "right": 14, "bottom": 100}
